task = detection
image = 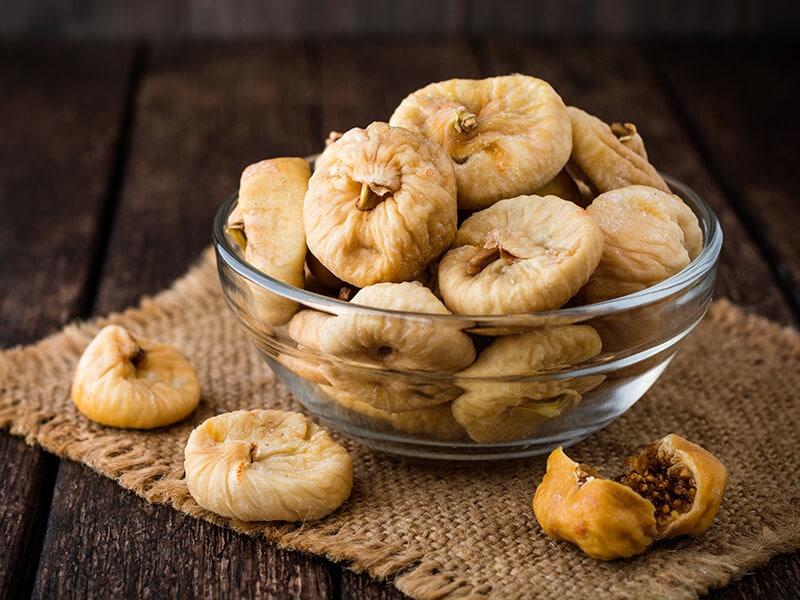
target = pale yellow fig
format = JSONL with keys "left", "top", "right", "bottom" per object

{"left": 184, "top": 409, "right": 353, "bottom": 522}
{"left": 451, "top": 325, "right": 604, "bottom": 442}
{"left": 279, "top": 309, "right": 333, "bottom": 385}
{"left": 611, "top": 121, "right": 648, "bottom": 159}
{"left": 227, "top": 157, "right": 311, "bottom": 326}
{"left": 390, "top": 74, "right": 572, "bottom": 210}
{"left": 437, "top": 194, "right": 604, "bottom": 315}
{"left": 581, "top": 185, "right": 703, "bottom": 303}
{"left": 389, "top": 75, "right": 571, "bottom": 210}
{"left": 533, "top": 168, "right": 584, "bottom": 206}
{"left": 324, "top": 385, "right": 468, "bottom": 442}
{"left": 318, "top": 281, "right": 475, "bottom": 411}
{"left": 303, "top": 121, "right": 457, "bottom": 287}
{"left": 71, "top": 324, "right": 201, "bottom": 429}
{"left": 567, "top": 106, "right": 670, "bottom": 194}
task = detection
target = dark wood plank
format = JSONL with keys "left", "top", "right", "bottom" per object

{"left": 482, "top": 38, "right": 794, "bottom": 326}
{"left": 0, "top": 42, "right": 135, "bottom": 599}
{"left": 2, "top": 0, "right": 796, "bottom": 38}
{"left": 93, "top": 41, "right": 319, "bottom": 314}
{"left": 0, "top": 43, "right": 135, "bottom": 346}
{"left": 32, "top": 42, "right": 338, "bottom": 599}
{"left": 34, "top": 462, "right": 336, "bottom": 599}
{"left": 317, "top": 38, "right": 482, "bottom": 134}
{"left": 0, "top": 435, "right": 58, "bottom": 599}
{"left": 652, "top": 40, "right": 800, "bottom": 320}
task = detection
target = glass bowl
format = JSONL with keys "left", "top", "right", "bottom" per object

{"left": 212, "top": 175, "right": 722, "bottom": 460}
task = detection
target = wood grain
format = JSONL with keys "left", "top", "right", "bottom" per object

{"left": 0, "top": 0, "right": 793, "bottom": 39}
{"left": 0, "top": 42, "right": 134, "bottom": 600}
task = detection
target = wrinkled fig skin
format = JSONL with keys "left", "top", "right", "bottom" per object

{"left": 324, "top": 385, "right": 468, "bottom": 442}
{"left": 581, "top": 185, "right": 703, "bottom": 303}
{"left": 303, "top": 121, "right": 458, "bottom": 288}
{"left": 184, "top": 409, "right": 353, "bottom": 522}
{"left": 533, "top": 447, "right": 658, "bottom": 561}
{"left": 228, "top": 157, "right": 311, "bottom": 327}
{"left": 567, "top": 106, "right": 670, "bottom": 194}
{"left": 437, "top": 194, "right": 604, "bottom": 315}
{"left": 451, "top": 325, "right": 604, "bottom": 442}
{"left": 279, "top": 309, "right": 333, "bottom": 385}
{"left": 390, "top": 75, "right": 573, "bottom": 210}
{"left": 318, "top": 281, "right": 476, "bottom": 411}
{"left": 71, "top": 324, "right": 201, "bottom": 429}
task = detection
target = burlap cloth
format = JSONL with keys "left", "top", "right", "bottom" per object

{"left": 2, "top": 248, "right": 800, "bottom": 599}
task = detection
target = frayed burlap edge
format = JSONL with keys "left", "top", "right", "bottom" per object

{"left": 2, "top": 247, "right": 800, "bottom": 600}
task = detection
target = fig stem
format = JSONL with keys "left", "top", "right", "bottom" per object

{"left": 466, "top": 246, "right": 501, "bottom": 275}
{"left": 131, "top": 346, "right": 146, "bottom": 369}
{"left": 356, "top": 182, "right": 387, "bottom": 211}
{"left": 454, "top": 109, "right": 478, "bottom": 135}
{"left": 466, "top": 234, "right": 520, "bottom": 275}
{"left": 611, "top": 122, "right": 636, "bottom": 142}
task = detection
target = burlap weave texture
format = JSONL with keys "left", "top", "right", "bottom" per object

{"left": 2, "top": 248, "right": 799, "bottom": 599}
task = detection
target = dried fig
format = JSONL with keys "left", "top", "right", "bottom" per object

{"left": 303, "top": 121, "right": 457, "bottom": 287}
{"left": 280, "top": 309, "right": 333, "bottom": 385}
{"left": 533, "top": 168, "right": 583, "bottom": 206}
{"left": 318, "top": 281, "right": 475, "bottom": 411}
{"left": 184, "top": 409, "right": 353, "bottom": 522}
{"left": 451, "top": 325, "right": 604, "bottom": 442}
{"left": 567, "top": 106, "right": 670, "bottom": 194}
{"left": 390, "top": 74, "right": 572, "bottom": 210}
{"left": 324, "top": 385, "right": 468, "bottom": 442}
{"left": 437, "top": 194, "right": 604, "bottom": 315}
{"left": 71, "top": 324, "right": 201, "bottom": 429}
{"left": 581, "top": 185, "right": 703, "bottom": 303}
{"left": 227, "top": 157, "right": 311, "bottom": 326}
{"left": 533, "top": 446, "right": 657, "bottom": 560}
{"left": 616, "top": 433, "right": 728, "bottom": 540}
{"left": 533, "top": 434, "right": 728, "bottom": 560}
{"left": 611, "top": 121, "right": 648, "bottom": 160}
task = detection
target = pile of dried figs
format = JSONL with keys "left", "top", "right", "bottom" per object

{"left": 227, "top": 74, "right": 704, "bottom": 444}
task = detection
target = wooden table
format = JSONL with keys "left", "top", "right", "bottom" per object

{"left": 1, "top": 38, "right": 798, "bottom": 599}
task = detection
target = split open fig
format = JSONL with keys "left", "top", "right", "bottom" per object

{"left": 533, "top": 434, "right": 728, "bottom": 560}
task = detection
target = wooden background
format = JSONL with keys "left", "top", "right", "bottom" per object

{"left": 1, "top": 0, "right": 799, "bottom": 39}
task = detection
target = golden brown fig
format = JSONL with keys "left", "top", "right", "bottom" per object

{"left": 533, "top": 446, "right": 658, "bottom": 560}
{"left": 616, "top": 433, "right": 729, "bottom": 540}
{"left": 184, "top": 409, "right": 353, "bottom": 522}
{"left": 437, "top": 194, "right": 604, "bottom": 315}
{"left": 567, "top": 106, "right": 670, "bottom": 194}
{"left": 71, "top": 324, "right": 201, "bottom": 429}
{"left": 303, "top": 121, "right": 457, "bottom": 287}
{"left": 390, "top": 74, "right": 572, "bottom": 210}
{"left": 533, "top": 434, "right": 728, "bottom": 560}
{"left": 533, "top": 168, "right": 584, "bottom": 205}
{"left": 581, "top": 185, "right": 703, "bottom": 303}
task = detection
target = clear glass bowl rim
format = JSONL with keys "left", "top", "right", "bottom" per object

{"left": 212, "top": 174, "right": 723, "bottom": 324}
